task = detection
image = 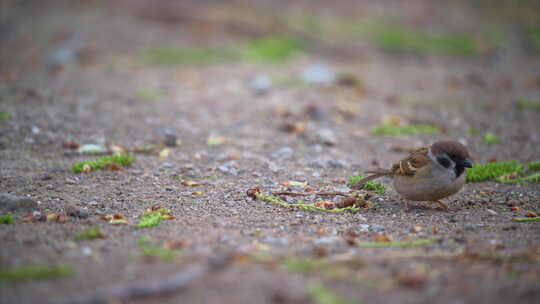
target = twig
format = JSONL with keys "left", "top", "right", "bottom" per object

{"left": 512, "top": 217, "right": 540, "bottom": 222}
{"left": 49, "top": 265, "right": 206, "bottom": 304}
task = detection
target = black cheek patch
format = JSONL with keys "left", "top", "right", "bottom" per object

{"left": 437, "top": 157, "right": 451, "bottom": 168}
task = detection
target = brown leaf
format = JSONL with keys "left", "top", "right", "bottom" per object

{"left": 192, "top": 191, "right": 203, "bottom": 196}
{"left": 315, "top": 226, "right": 327, "bottom": 235}
{"left": 313, "top": 246, "right": 328, "bottom": 258}
{"left": 526, "top": 210, "right": 538, "bottom": 217}
{"left": 162, "top": 215, "right": 175, "bottom": 220}
{"left": 432, "top": 226, "right": 439, "bottom": 234}
{"left": 46, "top": 213, "right": 59, "bottom": 222}
{"left": 104, "top": 163, "right": 121, "bottom": 171}
{"left": 304, "top": 186, "right": 317, "bottom": 193}
{"left": 410, "top": 226, "right": 423, "bottom": 233}
{"left": 158, "top": 148, "right": 170, "bottom": 158}
{"left": 509, "top": 206, "right": 520, "bottom": 212}
{"left": 314, "top": 201, "right": 335, "bottom": 209}
{"left": 506, "top": 199, "right": 518, "bottom": 207}
{"left": 343, "top": 229, "right": 358, "bottom": 245}
{"left": 108, "top": 143, "right": 127, "bottom": 155}
{"left": 22, "top": 215, "right": 39, "bottom": 222}
{"left": 150, "top": 204, "right": 162, "bottom": 211}
{"left": 163, "top": 239, "right": 188, "bottom": 249}
{"left": 373, "top": 233, "right": 391, "bottom": 243}
{"left": 99, "top": 215, "right": 113, "bottom": 221}
{"left": 336, "top": 197, "right": 357, "bottom": 208}
{"left": 180, "top": 180, "right": 202, "bottom": 186}
{"left": 396, "top": 273, "right": 427, "bottom": 289}
{"left": 113, "top": 213, "right": 124, "bottom": 220}
{"left": 246, "top": 186, "right": 262, "bottom": 200}
{"left": 280, "top": 122, "right": 305, "bottom": 134}
{"left": 62, "top": 141, "right": 80, "bottom": 149}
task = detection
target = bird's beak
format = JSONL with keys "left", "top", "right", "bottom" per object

{"left": 460, "top": 159, "right": 473, "bottom": 168}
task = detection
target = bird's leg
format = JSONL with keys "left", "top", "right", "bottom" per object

{"left": 435, "top": 200, "right": 450, "bottom": 211}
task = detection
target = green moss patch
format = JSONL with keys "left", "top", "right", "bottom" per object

{"left": 512, "top": 217, "right": 540, "bottom": 222}
{"left": 357, "top": 238, "right": 434, "bottom": 248}
{"left": 74, "top": 226, "right": 104, "bottom": 241}
{"left": 482, "top": 132, "right": 500, "bottom": 145}
{"left": 242, "top": 36, "right": 305, "bottom": 63}
{"left": 347, "top": 175, "right": 385, "bottom": 195}
{"left": 369, "top": 26, "right": 479, "bottom": 56}
{"left": 527, "top": 27, "right": 540, "bottom": 52}
{"left": 0, "top": 264, "right": 72, "bottom": 282}
{"left": 143, "top": 46, "right": 237, "bottom": 66}
{"left": 256, "top": 193, "right": 359, "bottom": 213}
{"left": 465, "top": 161, "right": 523, "bottom": 183}
{"left": 370, "top": 123, "right": 438, "bottom": 136}
{"left": 0, "top": 214, "right": 13, "bottom": 224}
{"left": 135, "top": 88, "right": 162, "bottom": 102}
{"left": 0, "top": 112, "right": 11, "bottom": 121}
{"left": 72, "top": 153, "right": 134, "bottom": 173}
{"left": 138, "top": 236, "right": 176, "bottom": 262}
{"left": 136, "top": 207, "right": 171, "bottom": 228}
{"left": 307, "top": 283, "right": 357, "bottom": 304}
{"left": 516, "top": 99, "right": 540, "bottom": 112}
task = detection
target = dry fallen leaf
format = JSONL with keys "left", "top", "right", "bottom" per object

{"left": 382, "top": 114, "right": 405, "bottom": 126}
{"left": 192, "top": 191, "right": 203, "bottom": 195}
{"left": 104, "top": 163, "right": 121, "bottom": 171}
{"left": 159, "top": 148, "right": 170, "bottom": 158}
{"left": 280, "top": 122, "right": 305, "bottom": 134}
{"left": 336, "top": 197, "right": 357, "bottom": 208}
{"left": 150, "top": 204, "right": 162, "bottom": 211}
{"left": 432, "top": 226, "right": 439, "bottom": 234}
{"left": 207, "top": 136, "right": 227, "bottom": 146}
{"left": 315, "top": 226, "right": 326, "bottom": 235}
{"left": 62, "top": 141, "right": 80, "bottom": 150}
{"left": 108, "top": 143, "right": 127, "bottom": 155}
{"left": 109, "top": 219, "right": 128, "bottom": 225}
{"left": 163, "top": 239, "right": 188, "bottom": 249}
{"left": 46, "top": 213, "right": 59, "bottom": 222}
{"left": 22, "top": 215, "right": 39, "bottom": 222}
{"left": 162, "top": 215, "right": 175, "bottom": 220}
{"left": 279, "top": 181, "right": 307, "bottom": 187}
{"left": 180, "top": 180, "right": 202, "bottom": 186}
{"left": 314, "top": 201, "right": 335, "bottom": 209}
{"left": 526, "top": 210, "right": 538, "bottom": 217}
{"left": 373, "top": 233, "right": 391, "bottom": 243}
{"left": 509, "top": 206, "right": 520, "bottom": 212}
{"left": 304, "top": 186, "right": 317, "bottom": 192}
{"left": 99, "top": 215, "right": 113, "bottom": 221}
{"left": 82, "top": 164, "right": 92, "bottom": 173}
{"left": 113, "top": 213, "right": 124, "bottom": 220}
{"left": 246, "top": 186, "right": 262, "bottom": 200}
{"left": 410, "top": 226, "right": 423, "bottom": 233}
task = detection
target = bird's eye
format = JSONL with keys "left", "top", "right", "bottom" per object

{"left": 437, "top": 156, "right": 451, "bottom": 168}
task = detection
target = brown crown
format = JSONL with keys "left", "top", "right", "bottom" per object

{"left": 430, "top": 140, "right": 470, "bottom": 159}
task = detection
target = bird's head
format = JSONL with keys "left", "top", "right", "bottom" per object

{"left": 430, "top": 140, "right": 473, "bottom": 177}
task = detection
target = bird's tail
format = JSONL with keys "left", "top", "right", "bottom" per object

{"left": 350, "top": 170, "right": 392, "bottom": 190}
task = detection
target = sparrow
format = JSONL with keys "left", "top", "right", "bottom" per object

{"left": 352, "top": 140, "right": 473, "bottom": 211}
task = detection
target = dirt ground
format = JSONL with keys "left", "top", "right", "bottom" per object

{"left": 1, "top": 1, "right": 540, "bottom": 304}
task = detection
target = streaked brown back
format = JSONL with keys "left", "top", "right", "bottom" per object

{"left": 391, "top": 147, "right": 429, "bottom": 176}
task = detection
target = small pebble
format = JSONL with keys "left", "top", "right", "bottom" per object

{"left": 370, "top": 224, "right": 385, "bottom": 232}
{"left": 486, "top": 209, "right": 498, "bottom": 216}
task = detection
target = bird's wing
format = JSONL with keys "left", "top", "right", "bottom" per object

{"left": 390, "top": 147, "right": 430, "bottom": 176}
